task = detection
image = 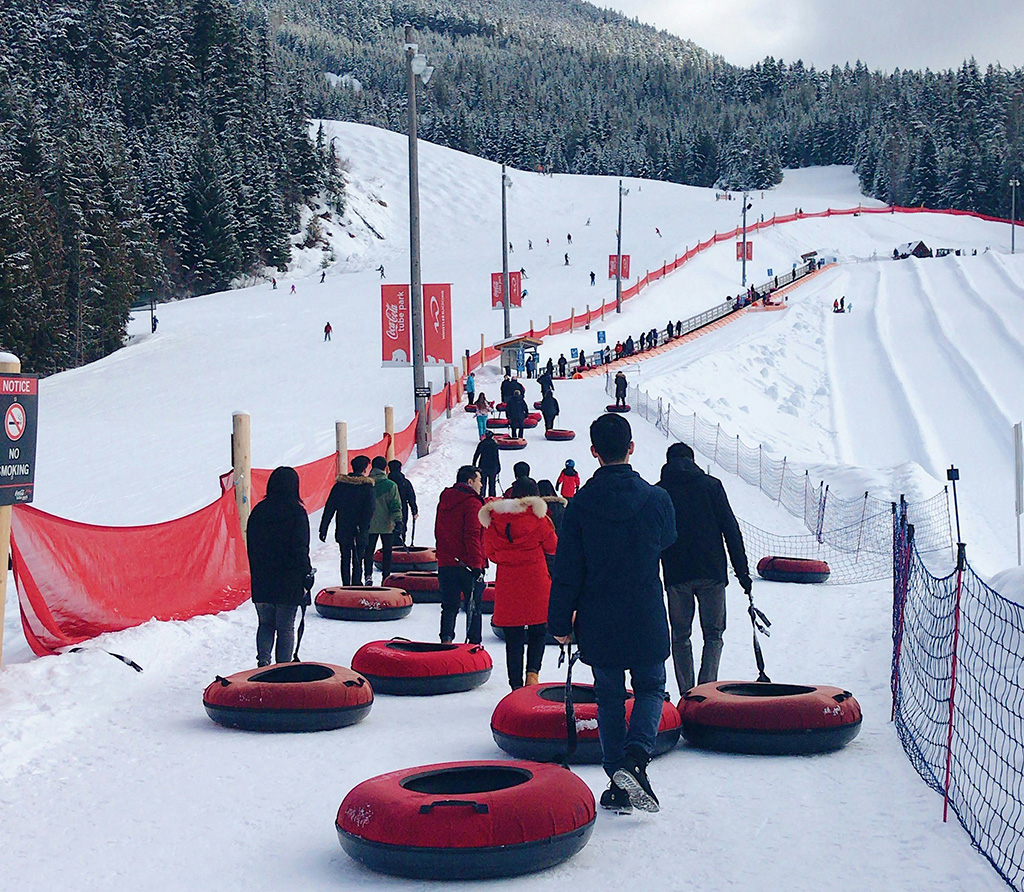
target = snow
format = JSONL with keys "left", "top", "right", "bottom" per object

{"left": 2, "top": 121, "right": 1021, "bottom": 891}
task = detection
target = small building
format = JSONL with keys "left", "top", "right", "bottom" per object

{"left": 894, "top": 240, "right": 933, "bottom": 259}
{"left": 493, "top": 335, "right": 544, "bottom": 376}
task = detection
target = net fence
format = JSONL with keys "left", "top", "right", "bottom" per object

{"left": 893, "top": 510, "right": 1024, "bottom": 892}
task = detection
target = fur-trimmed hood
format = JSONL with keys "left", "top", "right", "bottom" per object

{"left": 541, "top": 494, "right": 567, "bottom": 507}
{"left": 478, "top": 496, "right": 548, "bottom": 527}
{"left": 335, "top": 474, "right": 375, "bottom": 485}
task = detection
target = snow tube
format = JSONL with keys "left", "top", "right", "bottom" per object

{"left": 384, "top": 571, "right": 441, "bottom": 603}
{"left": 490, "top": 619, "right": 560, "bottom": 645}
{"left": 533, "top": 401, "right": 543, "bottom": 409}
{"left": 544, "top": 429, "right": 575, "bottom": 441}
{"left": 481, "top": 582, "right": 495, "bottom": 614}
{"left": 203, "top": 662, "right": 373, "bottom": 732}
{"left": 352, "top": 640, "right": 493, "bottom": 695}
{"left": 486, "top": 417, "right": 510, "bottom": 428}
{"left": 522, "top": 412, "right": 542, "bottom": 429}
{"left": 465, "top": 404, "right": 478, "bottom": 413}
{"left": 495, "top": 436, "right": 527, "bottom": 450}
{"left": 495, "top": 402, "right": 507, "bottom": 412}
{"left": 756, "top": 556, "right": 831, "bottom": 584}
{"left": 605, "top": 404, "right": 630, "bottom": 413}
{"left": 678, "top": 681, "right": 862, "bottom": 754}
{"left": 375, "top": 546, "right": 437, "bottom": 573}
{"left": 337, "top": 760, "right": 595, "bottom": 879}
{"left": 314, "top": 586, "right": 413, "bottom": 621}
{"left": 491, "top": 683, "right": 681, "bottom": 763}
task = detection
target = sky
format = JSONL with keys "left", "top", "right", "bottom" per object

{"left": 607, "top": 0, "right": 1024, "bottom": 73}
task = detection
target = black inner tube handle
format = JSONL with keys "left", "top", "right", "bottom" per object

{"left": 682, "top": 692, "right": 707, "bottom": 702}
{"left": 418, "top": 800, "right": 489, "bottom": 814}
{"left": 832, "top": 690, "right": 853, "bottom": 703}
{"left": 215, "top": 675, "right": 231, "bottom": 687}
{"left": 344, "top": 677, "right": 366, "bottom": 687}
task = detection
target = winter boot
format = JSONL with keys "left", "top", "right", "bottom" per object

{"left": 525, "top": 671, "right": 540, "bottom": 686}
{"left": 612, "top": 746, "right": 660, "bottom": 813}
{"left": 599, "top": 781, "right": 633, "bottom": 815}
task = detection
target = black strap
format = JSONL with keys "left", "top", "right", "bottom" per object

{"left": 557, "top": 643, "right": 581, "bottom": 766}
{"left": 292, "top": 603, "right": 307, "bottom": 662}
{"left": 746, "top": 589, "right": 771, "bottom": 683}
{"left": 69, "top": 646, "right": 144, "bottom": 673}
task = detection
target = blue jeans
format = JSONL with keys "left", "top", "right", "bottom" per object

{"left": 476, "top": 414, "right": 487, "bottom": 437}
{"left": 592, "top": 661, "right": 667, "bottom": 778}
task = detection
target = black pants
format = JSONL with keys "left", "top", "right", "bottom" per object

{"left": 501, "top": 623, "right": 547, "bottom": 689}
{"left": 339, "top": 533, "right": 366, "bottom": 586}
{"left": 542, "top": 411, "right": 556, "bottom": 430}
{"left": 509, "top": 421, "right": 524, "bottom": 438}
{"left": 481, "top": 471, "right": 498, "bottom": 498}
{"left": 439, "top": 566, "right": 483, "bottom": 644}
{"left": 365, "top": 532, "right": 393, "bottom": 581}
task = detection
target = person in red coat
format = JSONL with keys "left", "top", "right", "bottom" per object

{"left": 435, "top": 465, "right": 487, "bottom": 643}
{"left": 480, "top": 477, "right": 558, "bottom": 689}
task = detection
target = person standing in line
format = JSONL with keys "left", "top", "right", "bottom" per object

{"left": 549, "top": 414, "right": 676, "bottom": 814}
{"left": 247, "top": 466, "right": 314, "bottom": 666}
{"left": 540, "top": 390, "right": 560, "bottom": 431}
{"left": 503, "top": 460, "right": 531, "bottom": 497}
{"left": 507, "top": 388, "right": 528, "bottom": 440}
{"left": 364, "top": 455, "right": 402, "bottom": 584}
{"left": 473, "top": 430, "right": 501, "bottom": 498}
{"left": 557, "top": 353, "right": 568, "bottom": 378}
{"left": 666, "top": 320, "right": 674, "bottom": 339}
{"left": 387, "top": 459, "right": 418, "bottom": 546}
{"left": 435, "top": 465, "right": 487, "bottom": 644}
{"left": 324, "top": 322, "right": 332, "bottom": 341}
{"left": 537, "top": 479, "right": 567, "bottom": 534}
{"left": 319, "top": 455, "right": 375, "bottom": 586}
{"left": 556, "top": 459, "right": 580, "bottom": 499}
{"left": 538, "top": 366, "right": 554, "bottom": 398}
{"left": 500, "top": 374, "right": 516, "bottom": 406}
{"left": 465, "top": 371, "right": 476, "bottom": 404}
{"left": 474, "top": 391, "right": 493, "bottom": 439}
{"left": 482, "top": 477, "right": 558, "bottom": 689}
{"left": 657, "top": 442, "right": 751, "bottom": 697}
{"left": 614, "top": 370, "right": 628, "bottom": 408}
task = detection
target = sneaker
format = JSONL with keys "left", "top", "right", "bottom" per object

{"left": 612, "top": 749, "right": 660, "bottom": 813}
{"left": 599, "top": 781, "right": 633, "bottom": 815}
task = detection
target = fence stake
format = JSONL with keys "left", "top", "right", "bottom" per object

{"left": 736, "top": 434, "right": 740, "bottom": 476}
{"left": 759, "top": 444, "right": 763, "bottom": 492}
{"left": 855, "top": 491, "right": 868, "bottom": 559}
{"left": 712, "top": 423, "right": 720, "bottom": 466}
{"left": 443, "top": 366, "right": 452, "bottom": 419}
{"left": 943, "top": 541, "right": 968, "bottom": 823}
{"left": 335, "top": 421, "right": 348, "bottom": 479}
{"left": 570, "top": 308, "right": 575, "bottom": 333}
{"left": 384, "top": 405, "right": 395, "bottom": 461}
{"left": 0, "top": 352, "right": 20, "bottom": 667}
{"left": 232, "top": 412, "right": 252, "bottom": 543}
{"left": 816, "top": 482, "right": 828, "bottom": 544}
{"left": 666, "top": 402, "right": 671, "bottom": 438}
{"left": 778, "top": 458, "right": 787, "bottom": 503}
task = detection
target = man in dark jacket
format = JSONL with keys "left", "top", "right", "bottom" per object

{"left": 540, "top": 391, "right": 559, "bottom": 431}
{"left": 557, "top": 353, "right": 568, "bottom": 377}
{"left": 506, "top": 389, "right": 528, "bottom": 439}
{"left": 549, "top": 414, "right": 676, "bottom": 815}
{"left": 657, "top": 442, "right": 751, "bottom": 696}
{"left": 472, "top": 431, "right": 501, "bottom": 497}
{"left": 387, "top": 459, "right": 418, "bottom": 544}
{"left": 435, "top": 465, "right": 487, "bottom": 644}
{"left": 500, "top": 375, "right": 515, "bottom": 405}
{"left": 319, "top": 455, "right": 375, "bottom": 586}
{"left": 503, "top": 460, "right": 531, "bottom": 496}
{"left": 538, "top": 367, "right": 554, "bottom": 398}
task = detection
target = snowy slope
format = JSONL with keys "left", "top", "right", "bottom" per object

{"left": 1, "top": 122, "right": 1022, "bottom": 892}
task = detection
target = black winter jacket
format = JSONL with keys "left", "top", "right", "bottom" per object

{"left": 506, "top": 392, "right": 528, "bottom": 425}
{"left": 319, "top": 475, "right": 375, "bottom": 542}
{"left": 473, "top": 437, "right": 501, "bottom": 473}
{"left": 390, "top": 469, "right": 418, "bottom": 525}
{"left": 247, "top": 493, "right": 312, "bottom": 605}
{"left": 657, "top": 458, "right": 751, "bottom": 589}
{"left": 540, "top": 393, "right": 559, "bottom": 424}
{"left": 549, "top": 464, "right": 676, "bottom": 668}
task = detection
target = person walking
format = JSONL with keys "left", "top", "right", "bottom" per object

{"left": 387, "top": 459, "right": 418, "bottom": 546}
{"left": 482, "top": 477, "right": 558, "bottom": 689}
{"left": 465, "top": 371, "right": 476, "bottom": 404}
{"left": 363, "top": 455, "right": 402, "bottom": 584}
{"left": 538, "top": 367, "right": 554, "bottom": 398}
{"left": 474, "top": 391, "right": 493, "bottom": 439}
{"left": 320, "top": 270, "right": 326, "bottom": 283}
{"left": 590, "top": 271, "right": 596, "bottom": 286}
{"left": 503, "top": 460, "right": 531, "bottom": 496}
{"left": 556, "top": 459, "right": 580, "bottom": 499}
{"left": 473, "top": 430, "right": 501, "bottom": 497}
{"left": 564, "top": 252, "right": 570, "bottom": 266}
{"left": 319, "top": 455, "right": 376, "bottom": 586}
{"left": 537, "top": 479, "right": 567, "bottom": 534}
{"left": 614, "top": 371, "right": 628, "bottom": 408}
{"left": 507, "top": 388, "right": 528, "bottom": 439}
{"left": 657, "top": 442, "right": 751, "bottom": 696}
{"left": 247, "top": 466, "right": 314, "bottom": 666}
{"left": 290, "top": 284, "right": 296, "bottom": 295}
{"left": 324, "top": 321, "right": 332, "bottom": 341}
{"left": 549, "top": 414, "right": 676, "bottom": 814}
{"left": 500, "top": 374, "right": 516, "bottom": 406}
{"left": 435, "top": 465, "right": 487, "bottom": 644}
{"left": 540, "top": 390, "right": 559, "bottom": 431}
{"left": 377, "top": 264, "right": 385, "bottom": 278}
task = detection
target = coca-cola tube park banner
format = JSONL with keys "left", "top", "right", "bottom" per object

{"left": 381, "top": 285, "right": 410, "bottom": 366}
{"left": 490, "top": 271, "right": 523, "bottom": 308}
{"left": 423, "top": 283, "right": 453, "bottom": 364}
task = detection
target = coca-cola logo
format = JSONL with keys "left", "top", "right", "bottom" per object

{"left": 384, "top": 295, "right": 406, "bottom": 342}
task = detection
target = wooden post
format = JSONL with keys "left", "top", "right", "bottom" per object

{"left": 0, "top": 353, "right": 20, "bottom": 667}
{"left": 586, "top": 304, "right": 591, "bottom": 325}
{"left": 336, "top": 421, "right": 348, "bottom": 478}
{"left": 384, "top": 405, "right": 395, "bottom": 461}
{"left": 570, "top": 308, "right": 575, "bottom": 333}
{"left": 443, "top": 366, "right": 452, "bottom": 418}
{"left": 461, "top": 354, "right": 469, "bottom": 378}
{"left": 547, "top": 314, "right": 552, "bottom": 335}
{"left": 232, "top": 412, "right": 251, "bottom": 543}
{"left": 480, "top": 333, "right": 485, "bottom": 361}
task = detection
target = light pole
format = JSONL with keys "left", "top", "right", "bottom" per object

{"left": 501, "top": 164, "right": 511, "bottom": 338}
{"left": 741, "top": 190, "right": 750, "bottom": 288}
{"left": 616, "top": 180, "right": 626, "bottom": 313}
{"left": 1011, "top": 177, "right": 1020, "bottom": 255}
{"left": 405, "top": 25, "right": 434, "bottom": 458}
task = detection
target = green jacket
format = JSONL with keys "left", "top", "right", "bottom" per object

{"left": 369, "top": 468, "right": 403, "bottom": 534}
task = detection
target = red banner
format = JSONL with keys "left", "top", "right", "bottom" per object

{"left": 608, "top": 254, "right": 630, "bottom": 279}
{"left": 381, "top": 284, "right": 411, "bottom": 366}
{"left": 490, "top": 272, "right": 522, "bottom": 308}
{"left": 423, "top": 283, "right": 453, "bottom": 364}
{"left": 736, "top": 241, "right": 753, "bottom": 260}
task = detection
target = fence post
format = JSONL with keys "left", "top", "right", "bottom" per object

{"left": 384, "top": 405, "right": 395, "bottom": 461}
{"left": 336, "top": 421, "right": 348, "bottom": 479}
{"left": 712, "top": 423, "right": 720, "bottom": 466}
{"left": 665, "top": 402, "right": 671, "bottom": 437}
{"left": 736, "top": 434, "right": 740, "bottom": 475}
{"left": 0, "top": 353, "right": 21, "bottom": 667}
{"left": 547, "top": 314, "right": 552, "bottom": 335}
{"left": 570, "top": 308, "right": 575, "bottom": 333}
{"left": 480, "top": 333, "right": 485, "bottom": 364}
{"left": 816, "top": 483, "right": 828, "bottom": 544}
{"left": 855, "top": 491, "right": 868, "bottom": 559}
{"left": 778, "top": 457, "right": 786, "bottom": 503}
{"left": 232, "top": 411, "right": 252, "bottom": 543}
{"left": 657, "top": 397, "right": 663, "bottom": 431}
{"left": 759, "top": 444, "right": 763, "bottom": 493}
{"left": 444, "top": 366, "right": 452, "bottom": 419}
{"left": 943, "top": 541, "right": 968, "bottom": 823}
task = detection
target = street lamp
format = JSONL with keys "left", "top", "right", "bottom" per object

{"left": 740, "top": 191, "right": 753, "bottom": 287}
{"left": 501, "top": 164, "right": 512, "bottom": 338}
{"left": 405, "top": 25, "right": 434, "bottom": 458}
{"left": 616, "top": 180, "right": 628, "bottom": 313}
{"left": 1011, "top": 177, "right": 1020, "bottom": 255}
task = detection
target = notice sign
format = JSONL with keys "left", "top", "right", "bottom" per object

{"left": 381, "top": 285, "right": 411, "bottom": 367}
{"left": 0, "top": 374, "right": 38, "bottom": 505}
{"left": 423, "top": 283, "right": 453, "bottom": 365}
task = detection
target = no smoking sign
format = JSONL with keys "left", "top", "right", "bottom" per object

{"left": 5, "top": 402, "right": 26, "bottom": 441}
{"left": 0, "top": 375, "right": 38, "bottom": 505}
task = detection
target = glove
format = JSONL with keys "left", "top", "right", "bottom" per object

{"left": 318, "top": 532, "right": 326, "bottom": 543}
{"left": 304, "top": 569, "right": 317, "bottom": 591}
{"left": 470, "top": 567, "right": 486, "bottom": 584}
{"left": 738, "top": 573, "right": 753, "bottom": 595}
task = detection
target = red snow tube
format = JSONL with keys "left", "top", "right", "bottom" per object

{"left": 465, "top": 404, "right": 478, "bottom": 413}
{"left": 533, "top": 401, "right": 543, "bottom": 409}
{"left": 495, "top": 436, "right": 527, "bottom": 450}
{"left": 523, "top": 413, "right": 542, "bottom": 428}
{"left": 481, "top": 582, "right": 495, "bottom": 614}
{"left": 384, "top": 571, "right": 441, "bottom": 603}
{"left": 352, "top": 640, "right": 493, "bottom": 695}
{"left": 486, "top": 417, "right": 510, "bottom": 428}
{"left": 375, "top": 546, "right": 437, "bottom": 572}
{"left": 495, "top": 402, "right": 507, "bottom": 411}
{"left": 757, "top": 556, "right": 831, "bottom": 584}
{"left": 337, "top": 760, "right": 595, "bottom": 879}
{"left": 544, "top": 429, "right": 575, "bottom": 441}
{"left": 606, "top": 404, "right": 630, "bottom": 413}
{"left": 491, "top": 683, "right": 681, "bottom": 763}
{"left": 678, "top": 681, "right": 862, "bottom": 754}
{"left": 203, "top": 662, "right": 373, "bottom": 732}
{"left": 314, "top": 586, "right": 413, "bottom": 621}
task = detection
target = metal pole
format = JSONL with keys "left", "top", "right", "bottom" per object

{"left": 405, "top": 25, "right": 428, "bottom": 457}
{"left": 0, "top": 353, "right": 21, "bottom": 667}
{"left": 501, "top": 164, "right": 511, "bottom": 338}
{"left": 616, "top": 180, "right": 623, "bottom": 313}
{"left": 741, "top": 190, "right": 749, "bottom": 288}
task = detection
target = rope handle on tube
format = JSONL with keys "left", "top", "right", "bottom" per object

{"left": 746, "top": 589, "right": 771, "bottom": 683}
{"left": 557, "top": 643, "right": 582, "bottom": 766}
{"left": 292, "top": 568, "right": 316, "bottom": 662}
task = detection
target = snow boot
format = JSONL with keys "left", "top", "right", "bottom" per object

{"left": 612, "top": 747, "right": 660, "bottom": 813}
{"left": 525, "top": 671, "right": 540, "bottom": 686}
{"left": 599, "top": 781, "right": 633, "bottom": 815}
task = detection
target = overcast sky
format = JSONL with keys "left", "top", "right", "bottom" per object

{"left": 607, "top": 0, "right": 1024, "bottom": 72}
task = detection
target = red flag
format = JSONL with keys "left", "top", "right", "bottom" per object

{"left": 736, "top": 241, "right": 753, "bottom": 260}
{"left": 491, "top": 272, "right": 524, "bottom": 308}
{"left": 423, "top": 283, "right": 453, "bottom": 364}
{"left": 381, "top": 285, "right": 411, "bottom": 366}
{"left": 608, "top": 254, "right": 630, "bottom": 278}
